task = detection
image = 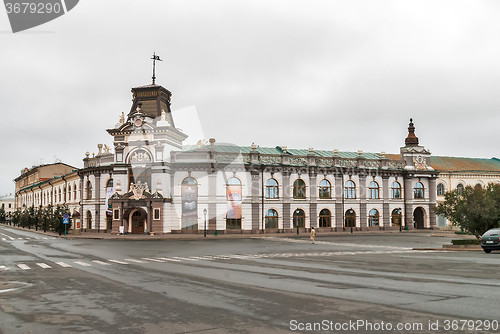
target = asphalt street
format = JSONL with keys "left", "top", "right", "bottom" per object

{"left": 1, "top": 226, "right": 499, "bottom": 334}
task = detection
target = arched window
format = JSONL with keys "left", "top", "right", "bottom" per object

{"left": 475, "top": 183, "right": 482, "bottom": 189}
{"left": 293, "top": 209, "right": 305, "bottom": 228}
{"left": 107, "top": 179, "right": 114, "bottom": 188}
{"left": 391, "top": 208, "right": 402, "bottom": 226}
{"left": 437, "top": 183, "right": 445, "bottom": 196}
{"left": 86, "top": 210, "right": 92, "bottom": 229}
{"left": 368, "top": 209, "right": 379, "bottom": 226}
{"left": 391, "top": 181, "right": 401, "bottom": 199}
{"left": 318, "top": 179, "right": 331, "bottom": 199}
{"left": 74, "top": 182, "right": 77, "bottom": 200}
{"left": 319, "top": 208, "right": 331, "bottom": 228}
{"left": 265, "top": 209, "right": 278, "bottom": 229}
{"left": 293, "top": 179, "right": 306, "bottom": 199}
{"left": 345, "top": 209, "right": 356, "bottom": 227}
{"left": 368, "top": 181, "right": 379, "bottom": 199}
{"left": 58, "top": 188, "right": 61, "bottom": 202}
{"left": 226, "top": 177, "right": 242, "bottom": 229}
{"left": 345, "top": 180, "right": 356, "bottom": 199}
{"left": 456, "top": 183, "right": 464, "bottom": 195}
{"left": 414, "top": 182, "right": 424, "bottom": 199}
{"left": 265, "top": 179, "right": 279, "bottom": 199}
{"left": 68, "top": 185, "right": 71, "bottom": 202}
{"left": 86, "top": 181, "right": 92, "bottom": 200}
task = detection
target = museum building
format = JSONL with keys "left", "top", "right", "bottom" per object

{"left": 14, "top": 80, "right": 500, "bottom": 234}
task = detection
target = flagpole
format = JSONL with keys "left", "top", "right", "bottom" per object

{"left": 151, "top": 52, "right": 162, "bottom": 84}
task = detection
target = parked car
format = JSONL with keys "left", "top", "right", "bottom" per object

{"left": 480, "top": 228, "right": 500, "bottom": 253}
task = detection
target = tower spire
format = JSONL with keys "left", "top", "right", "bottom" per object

{"left": 405, "top": 118, "right": 419, "bottom": 146}
{"left": 151, "top": 52, "right": 162, "bottom": 84}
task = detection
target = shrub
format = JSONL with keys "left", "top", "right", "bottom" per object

{"left": 451, "top": 239, "right": 481, "bottom": 245}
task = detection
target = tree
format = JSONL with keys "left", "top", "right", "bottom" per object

{"left": 0, "top": 207, "right": 5, "bottom": 224}
{"left": 51, "top": 204, "right": 70, "bottom": 235}
{"left": 435, "top": 183, "right": 500, "bottom": 238}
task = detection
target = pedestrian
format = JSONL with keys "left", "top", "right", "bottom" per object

{"left": 310, "top": 227, "right": 316, "bottom": 244}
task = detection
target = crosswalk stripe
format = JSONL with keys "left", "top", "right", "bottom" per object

{"left": 1, "top": 238, "right": 5, "bottom": 241}
{"left": 17, "top": 264, "right": 30, "bottom": 270}
{"left": 92, "top": 260, "right": 110, "bottom": 266}
{"left": 108, "top": 259, "right": 128, "bottom": 265}
{"left": 125, "top": 258, "right": 146, "bottom": 263}
{"left": 142, "top": 258, "right": 165, "bottom": 262}
{"left": 0, "top": 265, "right": 8, "bottom": 270}
{"left": 36, "top": 263, "right": 51, "bottom": 269}
{"left": 172, "top": 256, "right": 198, "bottom": 261}
{"left": 157, "top": 257, "right": 181, "bottom": 262}
{"left": 55, "top": 262, "right": 72, "bottom": 267}
{"left": 74, "top": 261, "right": 92, "bottom": 267}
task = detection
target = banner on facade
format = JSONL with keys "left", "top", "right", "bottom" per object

{"left": 226, "top": 185, "right": 242, "bottom": 219}
{"left": 181, "top": 185, "right": 198, "bottom": 217}
{"left": 105, "top": 187, "right": 114, "bottom": 213}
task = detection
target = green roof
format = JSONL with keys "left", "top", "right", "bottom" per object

{"left": 182, "top": 145, "right": 382, "bottom": 159}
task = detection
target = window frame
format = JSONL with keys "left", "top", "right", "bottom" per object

{"left": 345, "top": 180, "right": 356, "bottom": 199}
{"left": 265, "top": 178, "right": 279, "bottom": 199}
{"left": 318, "top": 179, "right": 331, "bottom": 199}
{"left": 368, "top": 181, "right": 379, "bottom": 199}
{"left": 414, "top": 182, "right": 425, "bottom": 199}
{"left": 293, "top": 179, "right": 306, "bottom": 199}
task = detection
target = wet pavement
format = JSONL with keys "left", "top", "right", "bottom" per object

{"left": 0, "top": 225, "right": 498, "bottom": 334}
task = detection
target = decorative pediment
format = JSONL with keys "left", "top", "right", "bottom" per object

{"left": 128, "top": 149, "right": 153, "bottom": 163}
{"left": 110, "top": 192, "right": 122, "bottom": 200}
{"left": 152, "top": 191, "right": 163, "bottom": 199}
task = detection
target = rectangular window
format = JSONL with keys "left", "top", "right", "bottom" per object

{"left": 154, "top": 208, "right": 160, "bottom": 220}
{"left": 113, "top": 209, "right": 119, "bottom": 220}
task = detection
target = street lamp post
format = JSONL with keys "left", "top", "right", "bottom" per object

{"left": 203, "top": 208, "right": 207, "bottom": 237}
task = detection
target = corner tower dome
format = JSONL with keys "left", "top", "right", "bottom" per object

{"left": 128, "top": 84, "right": 175, "bottom": 127}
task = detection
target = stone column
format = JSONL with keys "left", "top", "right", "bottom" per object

{"left": 335, "top": 174, "right": 343, "bottom": 231}
{"left": 95, "top": 173, "right": 101, "bottom": 232}
{"left": 359, "top": 174, "right": 366, "bottom": 230}
{"left": 309, "top": 169, "right": 317, "bottom": 229}
{"left": 251, "top": 168, "right": 261, "bottom": 232}
{"left": 382, "top": 175, "right": 390, "bottom": 229}
{"left": 404, "top": 176, "right": 413, "bottom": 229}
{"left": 428, "top": 177, "right": 437, "bottom": 229}
{"left": 282, "top": 168, "right": 291, "bottom": 231}
{"left": 208, "top": 172, "right": 217, "bottom": 232}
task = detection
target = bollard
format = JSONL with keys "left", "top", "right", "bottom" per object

{"left": 351, "top": 226, "right": 353, "bottom": 233}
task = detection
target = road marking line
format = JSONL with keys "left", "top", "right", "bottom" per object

{"left": 74, "top": 261, "right": 92, "bottom": 267}
{"left": 108, "top": 259, "right": 128, "bottom": 265}
{"left": 172, "top": 257, "right": 197, "bottom": 261}
{"left": 1, "top": 238, "right": 5, "bottom": 241}
{"left": 157, "top": 257, "right": 181, "bottom": 262}
{"left": 17, "top": 264, "right": 30, "bottom": 270}
{"left": 92, "top": 260, "right": 110, "bottom": 266}
{"left": 0, "top": 233, "right": 14, "bottom": 240}
{"left": 0, "top": 265, "right": 9, "bottom": 270}
{"left": 36, "top": 263, "right": 51, "bottom": 269}
{"left": 125, "top": 258, "right": 147, "bottom": 263}
{"left": 142, "top": 258, "right": 165, "bottom": 262}
{"left": 18, "top": 238, "right": 23, "bottom": 240}
{"left": 55, "top": 262, "right": 72, "bottom": 267}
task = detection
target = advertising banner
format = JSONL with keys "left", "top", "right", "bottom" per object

{"left": 182, "top": 184, "right": 198, "bottom": 218}
{"left": 227, "top": 185, "right": 242, "bottom": 219}
{"left": 105, "top": 187, "right": 114, "bottom": 213}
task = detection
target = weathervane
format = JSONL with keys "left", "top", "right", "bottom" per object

{"left": 151, "top": 52, "right": 162, "bottom": 84}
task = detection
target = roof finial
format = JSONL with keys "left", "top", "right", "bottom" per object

{"left": 405, "top": 118, "right": 419, "bottom": 146}
{"left": 151, "top": 52, "right": 162, "bottom": 84}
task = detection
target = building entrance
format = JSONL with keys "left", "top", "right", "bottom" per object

{"left": 129, "top": 209, "right": 147, "bottom": 234}
{"left": 414, "top": 207, "right": 425, "bottom": 229}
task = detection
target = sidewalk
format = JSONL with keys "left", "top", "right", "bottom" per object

{"left": 1, "top": 223, "right": 458, "bottom": 241}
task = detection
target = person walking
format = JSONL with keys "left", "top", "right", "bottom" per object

{"left": 310, "top": 227, "right": 316, "bottom": 244}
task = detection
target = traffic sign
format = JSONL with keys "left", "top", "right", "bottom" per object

{"left": 63, "top": 214, "right": 69, "bottom": 219}
{"left": 63, "top": 218, "right": 69, "bottom": 224}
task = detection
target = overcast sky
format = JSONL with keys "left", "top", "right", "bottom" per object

{"left": 1, "top": 0, "right": 500, "bottom": 196}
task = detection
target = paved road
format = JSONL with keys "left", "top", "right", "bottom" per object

{"left": 1, "top": 226, "right": 499, "bottom": 334}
